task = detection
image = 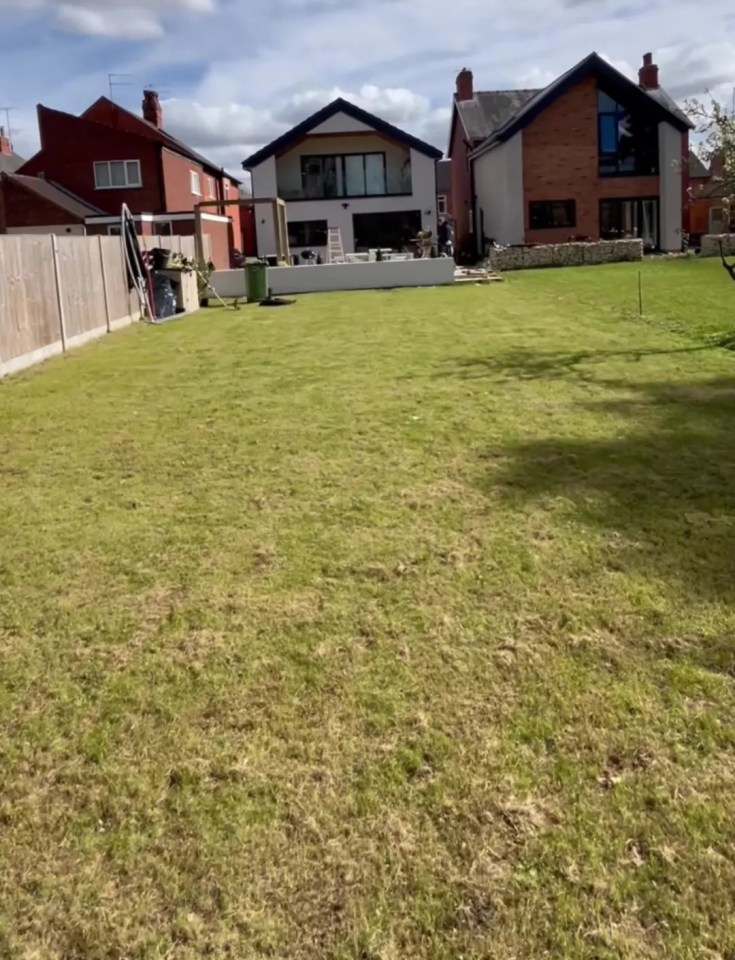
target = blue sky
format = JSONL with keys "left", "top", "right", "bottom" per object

{"left": 1, "top": 0, "right": 733, "bottom": 178}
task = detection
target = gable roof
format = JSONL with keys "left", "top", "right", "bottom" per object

{"left": 3, "top": 173, "right": 105, "bottom": 218}
{"left": 689, "top": 150, "right": 710, "bottom": 179}
{"left": 82, "top": 97, "right": 241, "bottom": 184}
{"left": 456, "top": 89, "right": 540, "bottom": 144}
{"left": 242, "top": 97, "right": 443, "bottom": 169}
{"left": 469, "top": 52, "right": 693, "bottom": 161}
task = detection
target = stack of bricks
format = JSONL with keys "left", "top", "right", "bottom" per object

{"left": 488, "top": 239, "right": 643, "bottom": 272}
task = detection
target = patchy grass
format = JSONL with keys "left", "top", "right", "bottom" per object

{"left": 2, "top": 258, "right": 735, "bottom": 959}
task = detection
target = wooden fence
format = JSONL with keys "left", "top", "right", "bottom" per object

{"left": 0, "top": 234, "right": 139, "bottom": 378}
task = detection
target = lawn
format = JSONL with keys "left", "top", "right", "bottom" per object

{"left": 2, "top": 257, "right": 735, "bottom": 959}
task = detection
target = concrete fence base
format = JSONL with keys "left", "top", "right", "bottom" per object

{"left": 210, "top": 258, "right": 456, "bottom": 299}
{"left": 488, "top": 239, "right": 643, "bottom": 272}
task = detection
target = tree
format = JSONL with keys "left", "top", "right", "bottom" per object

{"left": 686, "top": 95, "right": 735, "bottom": 282}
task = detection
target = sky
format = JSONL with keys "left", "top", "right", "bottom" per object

{"left": 1, "top": 0, "right": 734, "bottom": 181}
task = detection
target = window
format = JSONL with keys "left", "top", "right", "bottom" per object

{"left": 94, "top": 160, "right": 142, "bottom": 189}
{"left": 107, "top": 225, "right": 122, "bottom": 236}
{"left": 288, "top": 219, "right": 328, "bottom": 248}
{"left": 190, "top": 171, "right": 202, "bottom": 195}
{"left": 597, "top": 88, "right": 658, "bottom": 176}
{"left": 206, "top": 176, "right": 215, "bottom": 199}
{"left": 600, "top": 198, "right": 659, "bottom": 248}
{"left": 529, "top": 200, "right": 576, "bottom": 230}
{"left": 153, "top": 221, "right": 173, "bottom": 237}
{"left": 300, "top": 153, "right": 388, "bottom": 199}
{"left": 223, "top": 178, "right": 230, "bottom": 194}
{"left": 438, "top": 195, "right": 448, "bottom": 215}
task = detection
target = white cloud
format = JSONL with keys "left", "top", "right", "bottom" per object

{"left": 2, "top": 0, "right": 216, "bottom": 39}
{"left": 1, "top": 0, "right": 734, "bottom": 176}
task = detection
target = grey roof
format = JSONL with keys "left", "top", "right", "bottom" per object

{"left": 689, "top": 151, "right": 710, "bottom": 178}
{"left": 436, "top": 158, "right": 451, "bottom": 193}
{"left": 6, "top": 174, "right": 105, "bottom": 218}
{"left": 457, "top": 89, "right": 540, "bottom": 142}
{"left": 645, "top": 86, "right": 692, "bottom": 129}
{"left": 469, "top": 52, "right": 693, "bottom": 161}
{"left": 0, "top": 152, "right": 25, "bottom": 175}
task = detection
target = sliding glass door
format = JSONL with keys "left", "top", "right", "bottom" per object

{"left": 599, "top": 198, "right": 659, "bottom": 250}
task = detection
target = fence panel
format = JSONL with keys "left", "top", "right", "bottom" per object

{"left": 0, "top": 236, "right": 62, "bottom": 372}
{"left": 56, "top": 236, "right": 109, "bottom": 345}
{"left": 100, "top": 236, "right": 136, "bottom": 328}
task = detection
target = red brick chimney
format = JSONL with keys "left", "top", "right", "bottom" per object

{"left": 456, "top": 68, "right": 474, "bottom": 102}
{"left": 638, "top": 52, "right": 659, "bottom": 90}
{"left": 0, "top": 126, "right": 12, "bottom": 156}
{"left": 142, "top": 89, "right": 162, "bottom": 129}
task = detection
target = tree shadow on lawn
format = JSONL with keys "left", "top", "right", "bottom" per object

{"left": 483, "top": 371, "right": 735, "bottom": 673}
{"left": 439, "top": 344, "right": 717, "bottom": 383}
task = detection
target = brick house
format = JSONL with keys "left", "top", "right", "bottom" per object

{"left": 1, "top": 92, "right": 242, "bottom": 268}
{"left": 448, "top": 52, "right": 693, "bottom": 256}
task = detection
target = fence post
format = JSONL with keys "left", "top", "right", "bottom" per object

{"left": 50, "top": 235, "right": 67, "bottom": 352}
{"left": 98, "top": 236, "right": 112, "bottom": 332}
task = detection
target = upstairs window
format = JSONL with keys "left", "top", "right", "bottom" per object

{"left": 301, "top": 153, "right": 388, "bottom": 199}
{"left": 598, "top": 89, "right": 658, "bottom": 176}
{"left": 190, "top": 171, "right": 202, "bottom": 196}
{"left": 206, "top": 176, "right": 215, "bottom": 198}
{"left": 94, "top": 160, "right": 141, "bottom": 189}
{"left": 529, "top": 199, "right": 576, "bottom": 229}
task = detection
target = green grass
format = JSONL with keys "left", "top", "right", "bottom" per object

{"left": 2, "top": 257, "right": 735, "bottom": 959}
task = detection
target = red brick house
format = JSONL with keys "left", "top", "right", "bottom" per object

{"left": 448, "top": 52, "right": 693, "bottom": 257}
{"left": 1, "top": 92, "right": 242, "bottom": 268}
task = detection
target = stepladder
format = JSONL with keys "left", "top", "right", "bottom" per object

{"left": 327, "top": 227, "right": 345, "bottom": 263}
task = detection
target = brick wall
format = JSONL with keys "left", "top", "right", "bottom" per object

{"left": 162, "top": 149, "right": 203, "bottom": 212}
{"left": 21, "top": 107, "right": 163, "bottom": 215}
{"left": 521, "top": 75, "right": 660, "bottom": 243}
{"left": 0, "top": 176, "right": 82, "bottom": 231}
{"left": 449, "top": 115, "right": 473, "bottom": 256}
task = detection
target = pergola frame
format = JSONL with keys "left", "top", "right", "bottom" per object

{"left": 194, "top": 197, "right": 290, "bottom": 265}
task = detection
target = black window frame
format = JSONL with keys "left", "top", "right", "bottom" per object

{"left": 598, "top": 196, "right": 660, "bottom": 248}
{"left": 529, "top": 199, "right": 577, "bottom": 230}
{"left": 287, "top": 219, "right": 328, "bottom": 248}
{"left": 300, "top": 152, "right": 389, "bottom": 199}
{"left": 597, "top": 87, "right": 659, "bottom": 178}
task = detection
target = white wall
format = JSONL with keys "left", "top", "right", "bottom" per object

{"left": 247, "top": 112, "right": 438, "bottom": 258}
{"left": 250, "top": 157, "right": 279, "bottom": 260}
{"left": 276, "top": 133, "right": 412, "bottom": 198}
{"left": 473, "top": 133, "right": 525, "bottom": 251}
{"left": 210, "top": 257, "right": 455, "bottom": 298}
{"left": 309, "top": 114, "right": 374, "bottom": 135}
{"left": 659, "top": 122, "right": 683, "bottom": 252}
{"left": 7, "top": 224, "right": 86, "bottom": 237}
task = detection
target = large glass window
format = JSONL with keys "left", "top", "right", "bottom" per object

{"left": 300, "top": 153, "right": 388, "bottom": 198}
{"left": 600, "top": 198, "right": 659, "bottom": 249}
{"left": 529, "top": 199, "right": 576, "bottom": 230}
{"left": 288, "top": 219, "right": 328, "bottom": 248}
{"left": 597, "top": 89, "right": 658, "bottom": 176}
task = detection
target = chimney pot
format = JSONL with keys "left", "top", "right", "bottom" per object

{"left": 456, "top": 68, "right": 474, "bottom": 102}
{"left": 0, "top": 126, "right": 11, "bottom": 156}
{"left": 638, "top": 52, "right": 659, "bottom": 90}
{"left": 142, "top": 89, "right": 163, "bottom": 129}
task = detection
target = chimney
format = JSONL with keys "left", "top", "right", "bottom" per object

{"left": 142, "top": 89, "right": 162, "bottom": 129}
{"left": 456, "top": 68, "right": 474, "bottom": 102}
{"left": 0, "top": 126, "right": 11, "bottom": 156}
{"left": 638, "top": 52, "right": 659, "bottom": 90}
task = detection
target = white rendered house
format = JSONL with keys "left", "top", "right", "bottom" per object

{"left": 243, "top": 98, "right": 442, "bottom": 260}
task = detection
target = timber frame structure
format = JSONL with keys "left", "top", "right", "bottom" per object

{"left": 194, "top": 197, "right": 290, "bottom": 265}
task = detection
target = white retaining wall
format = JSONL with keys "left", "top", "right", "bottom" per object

{"left": 488, "top": 239, "right": 643, "bottom": 272}
{"left": 210, "top": 258, "right": 456, "bottom": 298}
{"left": 701, "top": 234, "right": 735, "bottom": 257}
